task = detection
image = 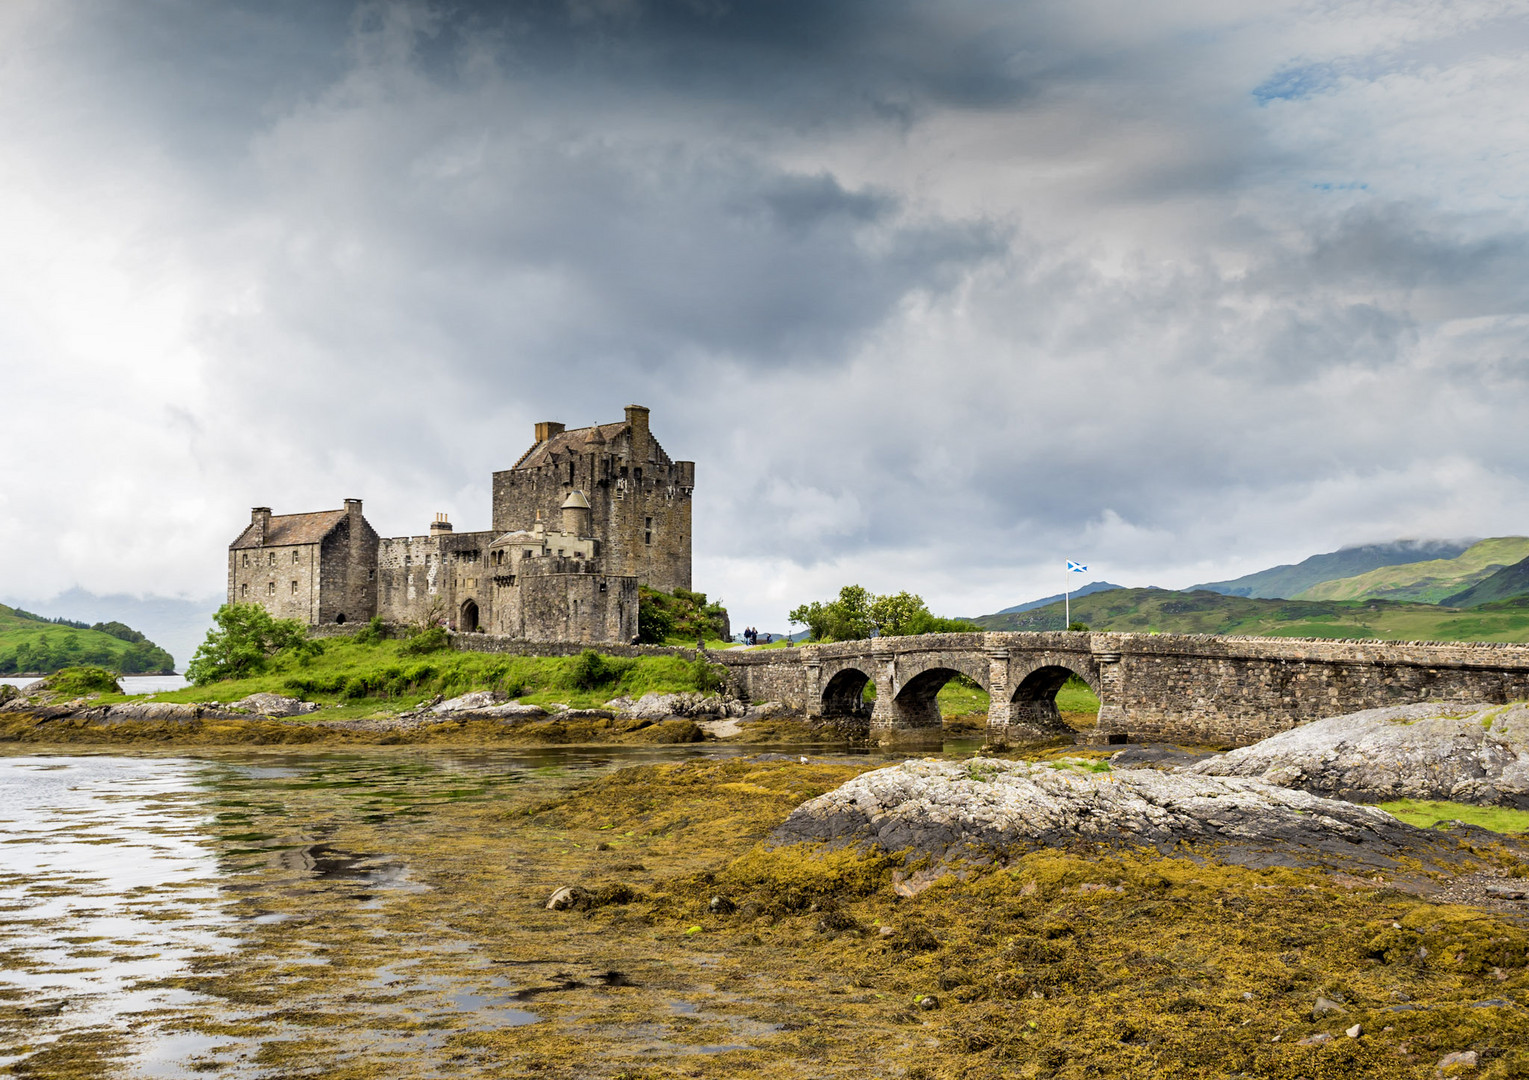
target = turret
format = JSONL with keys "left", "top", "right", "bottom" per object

{"left": 561, "top": 490, "right": 592, "bottom": 537}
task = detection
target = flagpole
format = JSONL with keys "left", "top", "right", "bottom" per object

{"left": 1065, "top": 563, "right": 1070, "bottom": 630}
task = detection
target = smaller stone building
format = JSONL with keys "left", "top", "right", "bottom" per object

{"left": 227, "top": 500, "right": 378, "bottom": 626}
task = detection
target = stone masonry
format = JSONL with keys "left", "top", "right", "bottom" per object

{"left": 227, "top": 406, "right": 686, "bottom": 644}
{"left": 714, "top": 631, "right": 1529, "bottom": 748}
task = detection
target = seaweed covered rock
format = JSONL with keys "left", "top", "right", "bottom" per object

{"left": 770, "top": 757, "right": 1512, "bottom": 873}
{"left": 1187, "top": 702, "right": 1529, "bottom": 807}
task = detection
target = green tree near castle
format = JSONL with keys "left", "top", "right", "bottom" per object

{"left": 788, "top": 585, "right": 977, "bottom": 642}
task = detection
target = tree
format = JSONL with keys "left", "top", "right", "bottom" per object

{"left": 790, "top": 586, "right": 978, "bottom": 642}
{"left": 186, "top": 603, "right": 313, "bottom": 685}
{"left": 637, "top": 587, "right": 731, "bottom": 644}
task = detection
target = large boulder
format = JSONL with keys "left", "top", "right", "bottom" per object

{"left": 230, "top": 693, "right": 320, "bottom": 717}
{"left": 604, "top": 692, "right": 743, "bottom": 720}
{"left": 770, "top": 757, "right": 1503, "bottom": 873}
{"left": 430, "top": 692, "right": 547, "bottom": 721}
{"left": 1187, "top": 702, "right": 1529, "bottom": 807}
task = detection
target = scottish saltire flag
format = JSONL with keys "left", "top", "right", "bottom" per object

{"left": 1067, "top": 561, "right": 1087, "bottom": 573}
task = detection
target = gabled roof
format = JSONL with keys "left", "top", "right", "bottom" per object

{"left": 230, "top": 510, "right": 348, "bottom": 549}
{"left": 511, "top": 422, "right": 674, "bottom": 470}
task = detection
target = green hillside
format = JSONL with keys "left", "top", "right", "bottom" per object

{"left": 1189, "top": 539, "right": 1472, "bottom": 599}
{"left": 1442, "top": 555, "right": 1529, "bottom": 608}
{"left": 0, "top": 604, "right": 176, "bottom": 675}
{"left": 973, "top": 587, "right": 1529, "bottom": 642}
{"left": 1292, "top": 536, "right": 1529, "bottom": 604}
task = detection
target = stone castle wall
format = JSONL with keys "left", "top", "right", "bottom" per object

{"left": 491, "top": 410, "right": 693, "bottom": 595}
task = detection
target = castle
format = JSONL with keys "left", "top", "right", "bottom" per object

{"left": 227, "top": 405, "right": 694, "bottom": 643}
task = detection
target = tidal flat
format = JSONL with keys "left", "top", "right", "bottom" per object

{"left": 3, "top": 746, "right": 1529, "bottom": 1079}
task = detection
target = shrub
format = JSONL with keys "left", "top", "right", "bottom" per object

{"left": 399, "top": 626, "right": 450, "bottom": 656}
{"left": 187, "top": 604, "right": 312, "bottom": 685}
{"left": 354, "top": 616, "right": 389, "bottom": 645}
{"left": 42, "top": 666, "right": 123, "bottom": 697}
{"left": 690, "top": 657, "right": 727, "bottom": 695}
{"left": 562, "top": 650, "right": 637, "bottom": 691}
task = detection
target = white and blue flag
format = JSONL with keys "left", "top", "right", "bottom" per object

{"left": 1067, "top": 561, "right": 1087, "bottom": 573}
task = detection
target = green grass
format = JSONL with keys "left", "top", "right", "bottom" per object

{"left": 977, "top": 587, "right": 1529, "bottom": 642}
{"left": 1295, "top": 536, "right": 1529, "bottom": 604}
{"left": 0, "top": 606, "right": 175, "bottom": 675}
{"left": 104, "top": 635, "right": 730, "bottom": 717}
{"left": 1377, "top": 799, "right": 1529, "bottom": 834}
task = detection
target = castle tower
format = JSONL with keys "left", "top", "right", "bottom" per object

{"left": 491, "top": 406, "right": 693, "bottom": 593}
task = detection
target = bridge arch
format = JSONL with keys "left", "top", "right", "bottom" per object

{"left": 891, "top": 666, "right": 981, "bottom": 732}
{"left": 821, "top": 667, "right": 873, "bottom": 721}
{"left": 1006, "top": 659, "right": 1100, "bottom": 738}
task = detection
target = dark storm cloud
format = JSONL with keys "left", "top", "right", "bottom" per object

{"left": 4, "top": 0, "right": 1529, "bottom": 627}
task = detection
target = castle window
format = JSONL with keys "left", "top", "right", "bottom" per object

{"left": 635, "top": 468, "right": 643, "bottom": 482}
{"left": 290, "top": 580, "right": 298, "bottom": 596}
{"left": 599, "top": 581, "right": 607, "bottom": 593}
{"left": 644, "top": 516, "right": 653, "bottom": 546}
{"left": 269, "top": 552, "right": 277, "bottom": 566}
{"left": 241, "top": 583, "right": 248, "bottom": 597}
{"left": 567, "top": 462, "right": 575, "bottom": 484}
{"left": 242, "top": 553, "right": 249, "bottom": 568}
{"left": 368, "top": 569, "right": 375, "bottom": 581}
{"left": 267, "top": 581, "right": 275, "bottom": 596}
{"left": 293, "top": 550, "right": 300, "bottom": 564}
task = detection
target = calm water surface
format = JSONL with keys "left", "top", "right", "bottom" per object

{"left": 0, "top": 675, "right": 190, "bottom": 693}
{"left": 0, "top": 743, "right": 923, "bottom": 1076}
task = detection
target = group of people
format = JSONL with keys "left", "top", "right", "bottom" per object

{"left": 742, "top": 627, "right": 773, "bottom": 646}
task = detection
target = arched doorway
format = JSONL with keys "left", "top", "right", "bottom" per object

{"left": 1009, "top": 665, "right": 1100, "bottom": 736}
{"left": 460, "top": 599, "right": 480, "bottom": 633}
{"left": 335, "top": 613, "right": 346, "bottom": 625}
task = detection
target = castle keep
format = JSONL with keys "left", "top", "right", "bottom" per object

{"left": 227, "top": 406, "right": 693, "bottom": 644}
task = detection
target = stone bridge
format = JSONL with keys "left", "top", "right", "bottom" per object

{"left": 713, "top": 631, "right": 1529, "bottom": 747}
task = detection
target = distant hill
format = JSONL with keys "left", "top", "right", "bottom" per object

{"left": 1190, "top": 540, "right": 1473, "bottom": 600}
{"left": 995, "top": 581, "right": 1125, "bottom": 615}
{"left": 0, "top": 588, "right": 220, "bottom": 673}
{"left": 972, "top": 587, "right": 1529, "bottom": 642}
{"left": 0, "top": 604, "right": 176, "bottom": 675}
{"left": 1293, "top": 537, "right": 1529, "bottom": 604}
{"left": 1442, "top": 555, "right": 1529, "bottom": 608}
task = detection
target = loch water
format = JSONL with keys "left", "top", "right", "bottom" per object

{"left": 0, "top": 743, "right": 923, "bottom": 1076}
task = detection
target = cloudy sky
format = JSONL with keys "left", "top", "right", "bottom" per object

{"left": 3, "top": 0, "right": 1528, "bottom": 641}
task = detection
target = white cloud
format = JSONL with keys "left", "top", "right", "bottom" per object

{"left": 0, "top": 0, "right": 1527, "bottom": 637}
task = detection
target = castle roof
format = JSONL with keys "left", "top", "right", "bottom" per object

{"left": 561, "top": 490, "right": 591, "bottom": 509}
{"left": 229, "top": 510, "right": 348, "bottom": 549}
{"left": 511, "top": 421, "right": 673, "bottom": 470}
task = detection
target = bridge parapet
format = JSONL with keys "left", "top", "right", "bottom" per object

{"left": 712, "top": 631, "right": 1529, "bottom": 747}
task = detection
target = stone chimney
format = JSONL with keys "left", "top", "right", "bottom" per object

{"left": 345, "top": 498, "right": 363, "bottom": 521}
{"left": 624, "top": 404, "right": 650, "bottom": 460}
{"left": 430, "top": 512, "right": 453, "bottom": 535}
{"left": 251, "top": 507, "right": 272, "bottom": 545}
{"left": 534, "top": 421, "right": 565, "bottom": 444}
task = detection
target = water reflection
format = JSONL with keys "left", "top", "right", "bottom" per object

{"left": 0, "top": 755, "right": 230, "bottom": 1071}
{"left": 0, "top": 743, "right": 924, "bottom": 1075}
